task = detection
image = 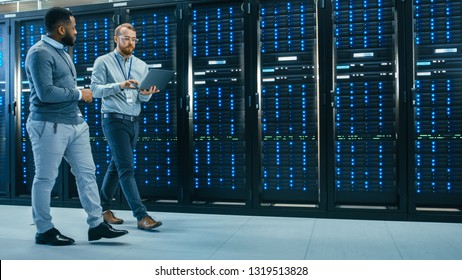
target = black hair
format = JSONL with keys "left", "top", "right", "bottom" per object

{"left": 44, "top": 7, "right": 73, "bottom": 33}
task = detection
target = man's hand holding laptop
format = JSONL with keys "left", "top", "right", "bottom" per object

{"left": 119, "top": 79, "right": 160, "bottom": 95}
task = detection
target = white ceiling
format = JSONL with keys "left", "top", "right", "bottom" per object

{"left": 0, "top": 0, "right": 131, "bottom": 14}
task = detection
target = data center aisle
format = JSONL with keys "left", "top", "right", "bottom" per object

{"left": 0, "top": 204, "right": 461, "bottom": 260}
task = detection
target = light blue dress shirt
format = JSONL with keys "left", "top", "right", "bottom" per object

{"left": 91, "top": 50, "right": 151, "bottom": 116}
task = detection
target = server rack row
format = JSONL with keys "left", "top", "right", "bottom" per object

{"left": 0, "top": 0, "right": 461, "bottom": 221}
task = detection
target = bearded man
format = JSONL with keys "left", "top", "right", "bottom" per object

{"left": 91, "top": 23, "right": 163, "bottom": 231}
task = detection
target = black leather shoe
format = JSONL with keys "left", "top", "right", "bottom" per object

{"left": 88, "top": 222, "right": 128, "bottom": 241}
{"left": 35, "top": 228, "right": 75, "bottom": 246}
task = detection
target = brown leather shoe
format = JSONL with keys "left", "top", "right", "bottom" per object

{"left": 137, "top": 215, "right": 162, "bottom": 230}
{"left": 102, "top": 210, "right": 124, "bottom": 225}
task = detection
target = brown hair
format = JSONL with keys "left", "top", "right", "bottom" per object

{"left": 115, "top": 23, "right": 136, "bottom": 36}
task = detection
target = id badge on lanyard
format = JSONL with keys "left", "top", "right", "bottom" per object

{"left": 114, "top": 53, "right": 134, "bottom": 103}
{"left": 126, "top": 91, "right": 134, "bottom": 103}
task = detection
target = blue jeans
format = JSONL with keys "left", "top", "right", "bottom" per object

{"left": 101, "top": 117, "right": 147, "bottom": 221}
{"left": 26, "top": 119, "right": 103, "bottom": 233}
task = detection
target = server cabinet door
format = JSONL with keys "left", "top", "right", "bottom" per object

{"left": 412, "top": 1, "right": 462, "bottom": 208}
{"left": 258, "top": 0, "right": 320, "bottom": 205}
{"left": 15, "top": 17, "right": 63, "bottom": 199}
{"left": 126, "top": 4, "right": 179, "bottom": 200}
{"left": 0, "top": 21, "right": 8, "bottom": 197}
{"left": 189, "top": 1, "right": 248, "bottom": 202}
{"left": 332, "top": 0, "right": 400, "bottom": 206}
{"left": 70, "top": 11, "right": 117, "bottom": 200}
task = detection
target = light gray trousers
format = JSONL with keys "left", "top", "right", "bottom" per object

{"left": 26, "top": 118, "right": 103, "bottom": 233}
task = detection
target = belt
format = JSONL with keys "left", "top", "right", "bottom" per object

{"left": 103, "top": 113, "right": 139, "bottom": 122}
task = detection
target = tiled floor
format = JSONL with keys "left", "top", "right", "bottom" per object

{"left": 1, "top": 204, "right": 462, "bottom": 260}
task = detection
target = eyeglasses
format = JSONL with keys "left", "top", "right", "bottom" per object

{"left": 118, "top": 36, "right": 139, "bottom": 43}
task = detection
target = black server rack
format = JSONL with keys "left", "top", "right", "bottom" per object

{"left": 71, "top": 11, "right": 116, "bottom": 199}
{"left": 0, "top": 22, "right": 7, "bottom": 196}
{"left": 332, "top": 0, "right": 400, "bottom": 206}
{"left": 126, "top": 4, "right": 179, "bottom": 200}
{"left": 15, "top": 16, "right": 63, "bottom": 198}
{"left": 190, "top": 1, "right": 247, "bottom": 201}
{"left": 412, "top": 0, "right": 462, "bottom": 207}
{"left": 71, "top": 4, "right": 180, "bottom": 202}
{"left": 258, "top": 0, "right": 319, "bottom": 204}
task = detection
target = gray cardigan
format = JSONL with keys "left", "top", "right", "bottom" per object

{"left": 25, "top": 38, "right": 82, "bottom": 125}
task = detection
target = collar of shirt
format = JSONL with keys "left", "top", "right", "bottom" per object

{"left": 42, "top": 35, "right": 66, "bottom": 50}
{"left": 113, "top": 49, "right": 132, "bottom": 62}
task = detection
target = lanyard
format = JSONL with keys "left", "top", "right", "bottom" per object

{"left": 113, "top": 53, "right": 132, "bottom": 80}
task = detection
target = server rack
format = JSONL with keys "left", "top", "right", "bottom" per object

{"left": 124, "top": 3, "right": 180, "bottom": 201}
{"left": 188, "top": 1, "right": 249, "bottom": 203}
{"left": 0, "top": 20, "right": 8, "bottom": 197}
{"left": 411, "top": 0, "right": 462, "bottom": 209}
{"left": 257, "top": 0, "right": 320, "bottom": 207}
{"left": 330, "top": 0, "right": 403, "bottom": 208}
{"left": 67, "top": 1, "right": 183, "bottom": 206}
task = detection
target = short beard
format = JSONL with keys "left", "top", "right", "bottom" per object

{"left": 62, "top": 31, "right": 75, "bottom": 47}
{"left": 119, "top": 46, "right": 134, "bottom": 56}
